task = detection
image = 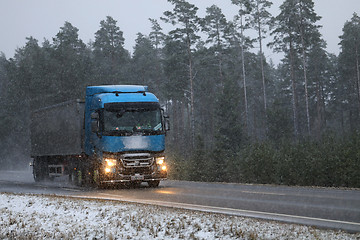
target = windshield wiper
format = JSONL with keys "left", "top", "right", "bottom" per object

{"left": 105, "top": 130, "right": 132, "bottom": 136}
{"left": 104, "top": 128, "right": 162, "bottom": 136}
{"left": 138, "top": 129, "right": 163, "bottom": 135}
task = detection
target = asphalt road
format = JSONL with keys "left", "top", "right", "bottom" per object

{"left": 1, "top": 170, "right": 359, "bottom": 232}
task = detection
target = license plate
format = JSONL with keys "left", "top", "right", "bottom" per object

{"left": 131, "top": 175, "right": 144, "bottom": 181}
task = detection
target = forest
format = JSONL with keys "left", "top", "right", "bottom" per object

{"left": 0, "top": 0, "right": 359, "bottom": 187}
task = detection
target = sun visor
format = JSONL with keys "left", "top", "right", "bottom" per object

{"left": 104, "top": 102, "right": 160, "bottom": 112}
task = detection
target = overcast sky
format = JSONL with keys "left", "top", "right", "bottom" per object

{"left": 1, "top": 0, "right": 359, "bottom": 64}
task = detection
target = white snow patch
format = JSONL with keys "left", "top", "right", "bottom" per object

{"left": 0, "top": 193, "right": 358, "bottom": 239}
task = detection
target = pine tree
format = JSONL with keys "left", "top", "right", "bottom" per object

{"left": 306, "top": 32, "right": 329, "bottom": 138}
{"left": 162, "top": 37, "right": 189, "bottom": 153}
{"left": 339, "top": 13, "right": 360, "bottom": 131}
{"left": 149, "top": 18, "right": 165, "bottom": 51}
{"left": 131, "top": 33, "right": 164, "bottom": 97}
{"left": 297, "top": 0, "right": 322, "bottom": 136}
{"left": 93, "top": 16, "right": 129, "bottom": 84}
{"left": 202, "top": 5, "right": 230, "bottom": 90}
{"left": 161, "top": 0, "right": 201, "bottom": 149}
{"left": 53, "top": 22, "right": 91, "bottom": 100}
{"left": 231, "top": 0, "right": 253, "bottom": 136}
{"left": 248, "top": 0, "right": 273, "bottom": 133}
{"left": 148, "top": 19, "right": 167, "bottom": 98}
{"left": 0, "top": 54, "right": 15, "bottom": 165}
{"left": 212, "top": 77, "right": 244, "bottom": 182}
{"left": 271, "top": 0, "right": 322, "bottom": 138}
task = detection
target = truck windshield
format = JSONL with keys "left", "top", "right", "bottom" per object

{"left": 103, "top": 103, "right": 163, "bottom": 136}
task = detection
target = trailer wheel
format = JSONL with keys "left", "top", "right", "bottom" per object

{"left": 129, "top": 182, "right": 142, "bottom": 188}
{"left": 148, "top": 180, "right": 160, "bottom": 188}
{"left": 33, "top": 158, "right": 46, "bottom": 182}
{"left": 70, "top": 169, "right": 83, "bottom": 186}
{"left": 77, "top": 170, "right": 84, "bottom": 186}
{"left": 33, "top": 171, "right": 45, "bottom": 182}
{"left": 92, "top": 169, "right": 101, "bottom": 187}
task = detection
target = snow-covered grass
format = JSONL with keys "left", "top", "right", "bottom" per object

{"left": 0, "top": 193, "right": 358, "bottom": 240}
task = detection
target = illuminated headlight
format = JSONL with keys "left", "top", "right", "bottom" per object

{"left": 105, "top": 158, "right": 117, "bottom": 167}
{"left": 156, "top": 156, "right": 165, "bottom": 165}
{"left": 155, "top": 156, "right": 167, "bottom": 172}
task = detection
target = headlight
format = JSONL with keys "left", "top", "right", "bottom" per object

{"left": 156, "top": 156, "right": 165, "bottom": 165}
{"left": 105, "top": 158, "right": 117, "bottom": 167}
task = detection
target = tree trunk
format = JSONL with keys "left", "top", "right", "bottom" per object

{"left": 216, "top": 24, "right": 224, "bottom": 92}
{"left": 315, "top": 79, "right": 325, "bottom": 139}
{"left": 355, "top": 45, "right": 360, "bottom": 118}
{"left": 289, "top": 39, "right": 299, "bottom": 140}
{"left": 256, "top": 1, "right": 268, "bottom": 135}
{"left": 240, "top": 15, "right": 249, "bottom": 136}
{"left": 300, "top": 25, "right": 311, "bottom": 136}
{"left": 186, "top": 30, "right": 195, "bottom": 149}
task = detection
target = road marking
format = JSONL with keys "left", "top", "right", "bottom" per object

{"left": 77, "top": 192, "right": 360, "bottom": 232}
{"left": 61, "top": 187, "right": 82, "bottom": 192}
{"left": 240, "top": 190, "right": 287, "bottom": 196}
{"left": 181, "top": 182, "right": 360, "bottom": 200}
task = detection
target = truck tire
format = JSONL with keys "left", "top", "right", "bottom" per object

{"left": 129, "top": 182, "right": 141, "bottom": 188}
{"left": 77, "top": 170, "right": 84, "bottom": 186}
{"left": 33, "top": 171, "right": 45, "bottom": 182}
{"left": 33, "top": 157, "right": 46, "bottom": 182}
{"left": 70, "top": 169, "right": 84, "bottom": 186}
{"left": 92, "top": 170, "right": 106, "bottom": 189}
{"left": 148, "top": 180, "right": 160, "bottom": 188}
{"left": 70, "top": 170, "right": 77, "bottom": 185}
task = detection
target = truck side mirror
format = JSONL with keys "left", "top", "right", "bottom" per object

{"left": 164, "top": 116, "right": 170, "bottom": 131}
{"left": 161, "top": 108, "right": 170, "bottom": 132}
{"left": 91, "top": 111, "right": 100, "bottom": 133}
{"left": 91, "top": 112, "right": 99, "bottom": 119}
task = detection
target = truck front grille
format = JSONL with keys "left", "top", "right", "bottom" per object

{"left": 121, "top": 153, "right": 153, "bottom": 168}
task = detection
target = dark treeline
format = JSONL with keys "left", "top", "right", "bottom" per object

{"left": 0, "top": 0, "right": 359, "bottom": 187}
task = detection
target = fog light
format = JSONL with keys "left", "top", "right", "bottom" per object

{"left": 161, "top": 165, "right": 167, "bottom": 171}
{"left": 105, "top": 168, "right": 111, "bottom": 173}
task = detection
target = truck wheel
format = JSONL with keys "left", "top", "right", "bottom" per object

{"left": 33, "top": 158, "right": 45, "bottom": 182}
{"left": 129, "top": 182, "right": 141, "bottom": 188}
{"left": 33, "top": 171, "right": 44, "bottom": 182}
{"left": 77, "top": 170, "right": 84, "bottom": 186}
{"left": 70, "top": 169, "right": 83, "bottom": 186}
{"left": 148, "top": 180, "right": 160, "bottom": 188}
{"left": 92, "top": 170, "right": 102, "bottom": 188}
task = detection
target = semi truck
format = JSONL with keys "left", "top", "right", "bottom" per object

{"left": 30, "top": 85, "right": 169, "bottom": 187}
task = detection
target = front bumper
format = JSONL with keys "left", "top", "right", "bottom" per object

{"left": 101, "top": 171, "right": 167, "bottom": 183}
{"left": 100, "top": 152, "right": 167, "bottom": 183}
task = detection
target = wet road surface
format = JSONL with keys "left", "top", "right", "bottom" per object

{"left": 1, "top": 170, "right": 359, "bottom": 232}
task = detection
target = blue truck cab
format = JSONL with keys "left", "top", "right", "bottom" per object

{"left": 84, "top": 85, "right": 168, "bottom": 186}
{"left": 30, "top": 85, "right": 168, "bottom": 187}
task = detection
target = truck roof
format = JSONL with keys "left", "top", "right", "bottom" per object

{"left": 86, "top": 85, "right": 149, "bottom": 96}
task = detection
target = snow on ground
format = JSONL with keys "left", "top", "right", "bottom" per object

{"left": 0, "top": 193, "right": 359, "bottom": 240}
